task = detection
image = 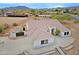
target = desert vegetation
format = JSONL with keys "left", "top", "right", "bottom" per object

{"left": 0, "top": 23, "right": 4, "bottom": 33}
{"left": 12, "top": 23, "right": 18, "bottom": 26}
{"left": 52, "top": 28, "right": 61, "bottom": 36}
{"left": 74, "top": 20, "right": 79, "bottom": 24}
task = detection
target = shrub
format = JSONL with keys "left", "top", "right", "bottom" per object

{"left": 74, "top": 20, "right": 79, "bottom": 24}
{"left": 4, "top": 23, "right": 10, "bottom": 29}
{"left": 51, "top": 14, "right": 71, "bottom": 22}
{"left": 0, "top": 24, "right": 4, "bottom": 33}
{"left": 12, "top": 23, "right": 18, "bottom": 26}
{"left": 54, "top": 28, "right": 61, "bottom": 36}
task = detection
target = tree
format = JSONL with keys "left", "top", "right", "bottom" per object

{"left": 54, "top": 28, "right": 61, "bottom": 36}
{"left": 30, "top": 9, "right": 36, "bottom": 15}
{"left": 4, "top": 23, "right": 10, "bottom": 29}
{"left": 74, "top": 20, "right": 79, "bottom": 24}
{"left": 1, "top": 9, "right": 5, "bottom": 16}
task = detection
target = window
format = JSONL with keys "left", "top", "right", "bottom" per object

{"left": 44, "top": 40, "right": 48, "bottom": 44}
{"left": 67, "top": 32, "right": 69, "bottom": 35}
{"left": 16, "top": 32, "right": 24, "bottom": 36}
{"left": 41, "top": 39, "right": 48, "bottom": 45}
{"left": 64, "top": 32, "right": 69, "bottom": 35}
{"left": 51, "top": 29, "right": 54, "bottom": 33}
{"left": 64, "top": 32, "right": 66, "bottom": 35}
{"left": 41, "top": 40, "right": 44, "bottom": 44}
{"left": 23, "top": 27, "right": 25, "bottom": 31}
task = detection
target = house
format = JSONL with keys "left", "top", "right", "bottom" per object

{"left": 24, "top": 13, "right": 33, "bottom": 17}
{"left": 36, "top": 14, "right": 51, "bottom": 18}
{"left": 5, "top": 12, "right": 31, "bottom": 17}
{"left": 46, "top": 11, "right": 57, "bottom": 15}
{"left": 26, "top": 19, "right": 72, "bottom": 49}
{"left": 27, "top": 19, "right": 71, "bottom": 37}
{"left": 0, "top": 19, "right": 74, "bottom": 55}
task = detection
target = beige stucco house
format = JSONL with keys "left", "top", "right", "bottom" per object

{"left": 26, "top": 19, "right": 73, "bottom": 50}
{"left": 0, "top": 19, "right": 74, "bottom": 55}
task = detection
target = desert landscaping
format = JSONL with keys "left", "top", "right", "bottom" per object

{"left": 62, "top": 20, "right": 79, "bottom": 54}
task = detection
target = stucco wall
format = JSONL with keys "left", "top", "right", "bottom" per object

{"left": 9, "top": 31, "right": 26, "bottom": 38}
{"left": 59, "top": 30, "right": 71, "bottom": 37}
{"left": 33, "top": 36, "right": 54, "bottom": 48}
{"left": 9, "top": 32, "right": 16, "bottom": 38}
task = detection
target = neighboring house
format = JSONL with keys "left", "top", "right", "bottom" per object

{"left": 46, "top": 11, "right": 57, "bottom": 15}
{"left": 72, "top": 15, "right": 79, "bottom": 20}
{"left": 5, "top": 12, "right": 32, "bottom": 17}
{"left": 36, "top": 14, "right": 51, "bottom": 18}
{"left": 0, "top": 13, "right": 2, "bottom": 17}
{"left": 24, "top": 13, "right": 33, "bottom": 17}
{"left": 0, "top": 13, "right": 4, "bottom": 17}
{"left": 26, "top": 19, "right": 72, "bottom": 49}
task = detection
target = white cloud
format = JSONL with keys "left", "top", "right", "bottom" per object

{"left": 54, "top": 5, "right": 64, "bottom": 8}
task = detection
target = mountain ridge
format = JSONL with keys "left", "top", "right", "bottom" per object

{"left": 0, "top": 6, "right": 31, "bottom": 10}
{"left": 0, "top": 5, "right": 79, "bottom": 10}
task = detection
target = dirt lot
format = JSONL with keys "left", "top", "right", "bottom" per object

{"left": 62, "top": 20, "right": 79, "bottom": 55}
{"left": 0, "top": 17, "right": 28, "bottom": 25}
{"left": 0, "top": 17, "right": 29, "bottom": 36}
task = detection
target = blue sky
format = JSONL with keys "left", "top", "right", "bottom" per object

{"left": 0, "top": 3, "right": 79, "bottom": 9}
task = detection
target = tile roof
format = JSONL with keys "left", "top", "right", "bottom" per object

{"left": 26, "top": 19, "right": 70, "bottom": 40}
{"left": 27, "top": 19, "right": 69, "bottom": 31}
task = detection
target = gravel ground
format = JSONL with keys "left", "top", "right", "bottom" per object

{"left": 62, "top": 20, "right": 79, "bottom": 55}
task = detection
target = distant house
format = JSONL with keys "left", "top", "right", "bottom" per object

{"left": 0, "top": 13, "right": 2, "bottom": 17}
{"left": 26, "top": 19, "right": 71, "bottom": 48}
{"left": 36, "top": 14, "right": 51, "bottom": 18}
{"left": 5, "top": 12, "right": 31, "bottom": 17}
{"left": 0, "top": 13, "right": 5, "bottom": 17}
{"left": 24, "top": 13, "right": 33, "bottom": 17}
{"left": 72, "top": 15, "right": 79, "bottom": 20}
{"left": 46, "top": 11, "right": 56, "bottom": 15}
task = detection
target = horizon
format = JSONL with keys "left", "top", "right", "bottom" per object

{"left": 0, "top": 3, "right": 79, "bottom": 9}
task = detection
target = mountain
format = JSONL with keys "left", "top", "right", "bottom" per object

{"left": 1, "top": 6, "right": 31, "bottom": 10}
{"left": 1, "top": 5, "right": 79, "bottom": 10}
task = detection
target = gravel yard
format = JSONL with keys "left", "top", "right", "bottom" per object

{"left": 62, "top": 20, "right": 79, "bottom": 54}
{"left": 0, "top": 17, "right": 28, "bottom": 25}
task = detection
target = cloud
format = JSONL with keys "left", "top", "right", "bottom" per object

{"left": 54, "top": 5, "right": 64, "bottom": 8}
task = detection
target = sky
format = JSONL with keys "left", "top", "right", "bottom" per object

{"left": 0, "top": 3, "right": 79, "bottom": 9}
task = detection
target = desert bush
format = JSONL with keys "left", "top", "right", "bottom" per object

{"left": 74, "top": 20, "right": 79, "bottom": 24}
{"left": 0, "top": 24, "right": 4, "bottom": 33}
{"left": 4, "top": 23, "right": 10, "bottom": 29}
{"left": 54, "top": 28, "right": 61, "bottom": 36}
{"left": 51, "top": 14, "right": 72, "bottom": 22}
{"left": 12, "top": 23, "right": 18, "bottom": 26}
